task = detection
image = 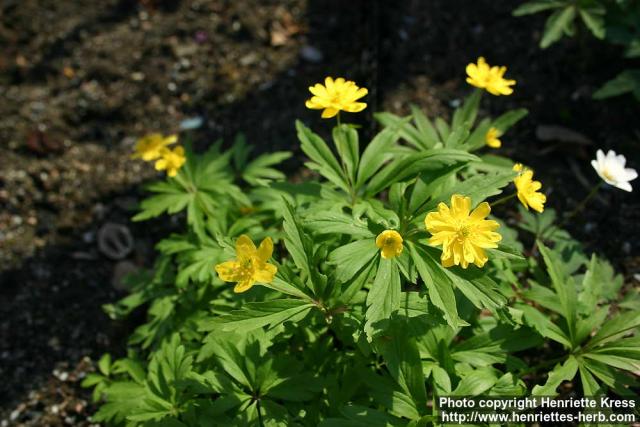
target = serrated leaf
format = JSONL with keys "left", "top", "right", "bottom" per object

{"left": 208, "top": 299, "right": 315, "bottom": 333}
{"left": 532, "top": 355, "right": 579, "bottom": 396}
{"left": 365, "top": 259, "right": 401, "bottom": 339}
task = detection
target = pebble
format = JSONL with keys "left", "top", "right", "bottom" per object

{"left": 300, "top": 45, "right": 323, "bottom": 63}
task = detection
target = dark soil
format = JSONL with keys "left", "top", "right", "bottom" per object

{"left": 1, "top": 0, "right": 639, "bottom": 425}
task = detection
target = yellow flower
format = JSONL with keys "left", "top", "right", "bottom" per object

{"left": 513, "top": 166, "right": 546, "bottom": 213}
{"left": 485, "top": 127, "right": 502, "bottom": 148}
{"left": 154, "top": 146, "right": 186, "bottom": 177}
{"left": 466, "top": 57, "right": 516, "bottom": 96}
{"left": 305, "top": 77, "right": 368, "bottom": 118}
{"left": 215, "top": 235, "right": 277, "bottom": 293}
{"left": 375, "top": 230, "right": 403, "bottom": 259}
{"left": 132, "top": 133, "right": 178, "bottom": 161}
{"left": 425, "top": 195, "right": 502, "bottom": 269}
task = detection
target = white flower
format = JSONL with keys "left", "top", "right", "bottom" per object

{"left": 591, "top": 149, "right": 637, "bottom": 192}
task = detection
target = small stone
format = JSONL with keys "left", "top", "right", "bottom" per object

{"left": 48, "top": 337, "right": 61, "bottom": 350}
{"left": 300, "top": 45, "right": 323, "bottom": 63}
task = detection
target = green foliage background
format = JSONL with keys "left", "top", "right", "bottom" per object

{"left": 84, "top": 89, "right": 639, "bottom": 426}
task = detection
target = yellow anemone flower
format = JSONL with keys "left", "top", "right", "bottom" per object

{"left": 425, "top": 195, "right": 502, "bottom": 269}
{"left": 466, "top": 57, "right": 516, "bottom": 96}
{"left": 485, "top": 127, "right": 502, "bottom": 148}
{"left": 154, "top": 146, "right": 186, "bottom": 177}
{"left": 215, "top": 235, "right": 277, "bottom": 293}
{"left": 375, "top": 230, "right": 403, "bottom": 259}
{"left": 132, "top": 133, "right": 178, "bottom": 161}
{"left": 513, "top": 166, "right": 546, "bottom": 213}
{"left": 305, "top": 77, "right": 368, "bottom": 118}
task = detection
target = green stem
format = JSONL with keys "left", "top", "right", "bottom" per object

{"left": 561, "top": 182, "right": 602, "bottom": 226}
{"left": 336, "top": 111, "right": 341, "bottom": 126}
{"left": 490, "top": 192, "right": 516, "bottom": 207}
{"left": 173, "top": 171, "right": 193, "bottom": 193}
{"left": 257, "top": 398, "right": 265, "bottom": 427}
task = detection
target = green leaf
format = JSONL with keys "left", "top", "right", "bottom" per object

{"left": 282, "top": 199, "right": 313, "bottom": 280}
{"left": 242, "top": 151, "right": 292, "bottom": 186}
{"left": 532, "top": 355, "right": 579, "bottom": 396}
{"left": 409, "top": 243, "right": 462, "bottom": 328}
{"left": 358, "top": 367, "right": 422, "bottom": 420}
{"left": 410, "top": 104, "right": 440, "bottom": 148}
{"left": 538, "top": 241, "right": 577, "bottom": 344}
{"left": 586, "top": 311, "right": 640, "bottom": 350}
{"left": 540, "top": 6, "right": 577, "bottom": 48}
{"left": 296, "top": 120, "right": 349, "bottom": 191}
{"left": 198, "top": 333, "right": 252, "bottom": 389}
{"left": 375, "top": 112, "right": 426, "bottom": 150}
{"left": 367, "top": 150, "right": 478, "bottom": 197}
{"left": 328, "top": 239, "right": 379, "bottom": 283}
{"left": 452, "top": 368, "right": 499, "bottom": 396}
{"left": 259, "top": 276, "right": 311, "bottom": 299}
{"left": 133, "top": 183, "right": 191, "bottom": 222}
{"left": 365, "top": 259, "right": 401, "bottom": 339}
{"left": 113, "top": 358, "right": 147, "bottom": 384}
{"left": 513, "top": 1, "right": 565, "bottom": 16}
{"left": 452, "top": 89, "right": 482, "bottom": 131}
{"left": 98, "top": 353, "right": 112, "bottom": 376}
{"left": 305, "top": 211, "right": 374, "bottom": 238}
{"left": 93, "top": 382, "right": 146, "bottom": 424}
{"left": 320, "top": 405, "right": 405, "bottom": 427}
{"left": 207, "top": 299, "right": 315, "bottom": 333}
{"left": 517, "top": 303, "right": 572, "bottom": 348}
{"left": 582, "top": 359, "right": 639, "bottom": 395}
{"left": 357, "top": 126, "right": 403, "bottom": 187}
{"left": 445, "top": 266, "right": 507, "bottom": 312}
{"left": 579, "top": 9, "right": 605, "bottom": 39}
{"left": 593, "top": 70, "right": 640, "bottom": 100}
{"left": 579, "top": 364, "right": 603, "bottom": 396}
{"left": 377, "top": 320, "right": 428, "bottom": 413}
{"left": 492, "top": 108, "right": 528, "bottom": 133}
{"left": 333, "top": 124, "right": 360, "bottom": 186}
{"left": 414, "top": 170, "right": 515, "bottom": 219}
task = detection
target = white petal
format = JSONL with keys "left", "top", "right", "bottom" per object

{"left": 596, "top": 149, "right": 605, "bottom": 163}
{"left": 622, "top": 168, "right": 638, "bottom": 181}
{"left": 614, "top": 180, "right": 633, "bottom": 192}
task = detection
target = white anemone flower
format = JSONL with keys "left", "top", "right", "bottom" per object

{"left": 591, "top": 149, "right": 637, "bottom": 192}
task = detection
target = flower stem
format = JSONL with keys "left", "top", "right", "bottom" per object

{"left": 562, "top": 182, "right": 602, "bottom": 226}
{"left": 491, "top": 192, "right": 516, "bottom": 207}
{"left": 336, "top": 112, "right": 341, "bottom": 126}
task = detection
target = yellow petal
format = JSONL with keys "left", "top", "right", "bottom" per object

{"left": 469, "top": 202, "right": 491, "bottom": 222}
{"left": 257, "top": 237, "right": 274, "bottom": 262}
{"left": 321, "top": 107, "right": 339, "bottom": 118}
{"left": 236, "top": 234, "right": 257, "bottom": 259}
{"left": 215, "top": 261, "right": 242, "bottom": 282}
{"left": 253, "top": 263, "right": 277, "bottom": 283}
{"left": 450, "top": 194, "right": 471, "bottom": 218}
{"left": 234, "top": 279, "right": 255, "bottom": 293}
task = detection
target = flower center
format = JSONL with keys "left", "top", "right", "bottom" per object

{"left": 456, "top": 224, "right": 471, "bottom": 240}
{"left": 601, "top": 168, "right": 614, "bottom": 181}
{"left": 385, "top": 237, "right": 396, "bottom": 246}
